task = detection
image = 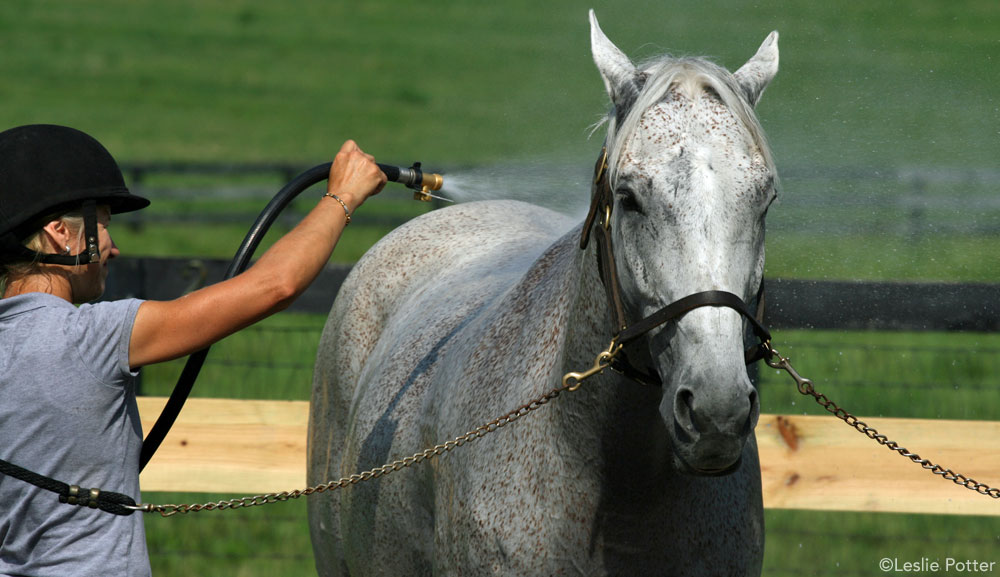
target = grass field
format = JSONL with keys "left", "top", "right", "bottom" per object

{"left": 3, "top": 0, "right": 999, "bottom": 575}
{"left": 5, "top": 0, "right": 999, "bottom": 280}
{"left": 2, "top": 1, "right": 999, "bottom": 169}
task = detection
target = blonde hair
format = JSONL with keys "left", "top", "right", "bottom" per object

{"left": 0, "top": 211, "right": 85, "bottom": 295}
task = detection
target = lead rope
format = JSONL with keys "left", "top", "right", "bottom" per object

{"left": 762, "top": 342, "right": 1000, "bottom": 499}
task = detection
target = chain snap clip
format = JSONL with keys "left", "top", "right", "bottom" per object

{"left": 562, "top": 339, "right": 623, "bottom": 391}
{"left": 763, "top": 341, "right": 814, "bottom": 395}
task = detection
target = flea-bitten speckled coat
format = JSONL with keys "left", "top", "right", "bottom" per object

{"left": 309, "top": 11, "right": 779, "bottom": 576}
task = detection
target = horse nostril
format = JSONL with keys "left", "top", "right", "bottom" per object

{"left": 745, "top": 387, "right": 760, "bottom": 434}
{"left": 674, "top": 387, "right": 698, "bottom": 436}
{"left": 674, "top": 385, "right": 757, "bottom": 438}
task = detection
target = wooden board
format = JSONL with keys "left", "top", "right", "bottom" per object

{"left": 138, "top": 397, "right": 308, "bottom": 494}
{"left": 756, "top": 414, "right": 1000, "bottom": 516}
{"left": 138, "top": 398, "right": 1000, "bottom": 516}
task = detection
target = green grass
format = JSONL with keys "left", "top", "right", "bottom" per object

{"left": 144, "top": 495, "right": 315, "bottom": 576}
{"left": 764, "top": 510, "right": 1000, "bottom": 577}
{"left": 137, "top": 313, "right": 324, "bottom": 400}
{"left": 2, "top": 0, "right": 999, "bottom": 169}
{"left": 758, "top": 330, "right": 1000, "bottom": 421}
{"left": 142, "top": 505, "right": 1000, "bottom": 576}
{"left": 7, "top": 0, "right": 999, "bottom": 281}
{"left": 765, "top": 233, "right": 1000, "bottom": 282}
{"left": 5, "top": 0, "right": 999, "bottom": 574}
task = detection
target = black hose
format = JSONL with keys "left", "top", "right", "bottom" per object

{"left": 138, "top": 162, "right": 331, "bottom": 470}
{"left": 139, "top": 160, "right": 413, "bottom": 471}
{"left": 377, "top": 162, "right": 402, "bottom": 184}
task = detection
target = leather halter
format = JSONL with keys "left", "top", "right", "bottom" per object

{"left": 579, "top": 146, "right": 771, "bottom": 386}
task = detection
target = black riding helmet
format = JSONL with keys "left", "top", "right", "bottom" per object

{"left": 0, "top": 124, "right": 149, "bottom": 265}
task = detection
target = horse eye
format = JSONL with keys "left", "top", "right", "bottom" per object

{"left": 758, "top": 174, "right": 778, "bottom": 206}
{"left": 615, "top": 187, "right": 643, "bottom": 214}
{"left": 760, "top": 174, "right": 776, "bottom": 193}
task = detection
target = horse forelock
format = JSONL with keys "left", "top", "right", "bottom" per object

{"left": 603, "top": 56, "right": 776, "bottom": 188}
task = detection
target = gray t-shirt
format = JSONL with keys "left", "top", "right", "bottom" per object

{"left": 0, "top": 292, "right": 149, "bottom": 577}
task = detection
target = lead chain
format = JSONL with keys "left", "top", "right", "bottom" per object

{"left": 763, "top": 343, "right": 1000, "bottom": 500}
{"left": 132, "top": 381, "right": 576, "bottom": 517}
{"left": 136, "top": 342, "right": 999, "bottom": 516}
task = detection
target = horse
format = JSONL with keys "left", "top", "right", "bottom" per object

{"left": 308, "top": 11, "right": 780, "bottom": 576}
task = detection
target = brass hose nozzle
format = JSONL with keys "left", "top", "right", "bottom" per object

{"left": 377, "top": 161, "right": 447, "bottom": 202}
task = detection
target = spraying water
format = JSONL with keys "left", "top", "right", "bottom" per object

{"left": 439, "top": 160, "right": 593, "bottom": 221}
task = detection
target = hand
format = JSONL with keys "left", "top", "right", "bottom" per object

{"left": 327, "top": 140, "right": 387, "bottom": 212}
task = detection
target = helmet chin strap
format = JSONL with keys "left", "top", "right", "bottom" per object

{"left": 10, "top": 200, "right": 100, "bottom": 266}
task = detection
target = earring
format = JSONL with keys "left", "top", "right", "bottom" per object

{"left": 64, "top": 245, "right": 71, "bottom": 255}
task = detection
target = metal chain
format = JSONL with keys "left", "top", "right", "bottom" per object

{"left": 130, "top": 341, "right": 622, "bottom": 517}
{"left": 763, "top": 342, "right": 1000, "bottom": 500}
{"left": 133, "top": 339, "right": 999, "bottom": 516}
{"left": 132, "top": 382, "right": 586, "bottom": 516}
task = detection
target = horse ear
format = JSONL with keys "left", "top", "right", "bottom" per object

{"left": 590, "top": 10, "right": 639, "bottom": 107}
{"left": 733, "top": 31, "right": 779, "bottom": 107}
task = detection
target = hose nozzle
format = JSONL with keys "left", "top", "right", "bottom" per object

{"left": 377, "top": 161, "right": 447, "bottom": 202}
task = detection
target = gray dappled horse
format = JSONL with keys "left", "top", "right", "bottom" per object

{"left": 309, "top": 11, "right": 779, "bottom": 576}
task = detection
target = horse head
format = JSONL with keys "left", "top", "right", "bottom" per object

{"left": 589, "top": 11, "right": 779, "bottom": 476}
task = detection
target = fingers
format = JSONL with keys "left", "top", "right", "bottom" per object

{"left": 327, "top": 140, "right": 387, "bottom": 211}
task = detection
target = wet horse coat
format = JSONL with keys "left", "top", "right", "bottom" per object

{"left": 309, "top": 12, "right": 779, "bottom": 576}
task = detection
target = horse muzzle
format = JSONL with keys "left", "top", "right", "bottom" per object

{"left": 667, "top": 379, "right": 759, "bottom": 476}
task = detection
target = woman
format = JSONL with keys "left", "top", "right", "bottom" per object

{"left": 0, "top": 124, "right": 386, "bottom": 576}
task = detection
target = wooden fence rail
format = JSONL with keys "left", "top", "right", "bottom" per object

{"left": 137, "top": 397, "right": 1000, "bottom": 517}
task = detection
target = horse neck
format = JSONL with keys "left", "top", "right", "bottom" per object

{"left": 564, "top": 230, "right": 616, "bottom": 366}
{"left": 555, "top": 225, "right": 670, "bottom": 470}
{"left": 508, "top": 221, "right": 620, "bottom": 385}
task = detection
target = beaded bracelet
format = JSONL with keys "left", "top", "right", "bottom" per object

{"left": 323, "top": 192, "right": 351, "bottom": 225}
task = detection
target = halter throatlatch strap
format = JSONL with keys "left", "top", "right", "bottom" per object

{"left": 579, "top": 146, "right": 771, "bottom": 386}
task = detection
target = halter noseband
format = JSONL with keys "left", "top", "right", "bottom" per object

{"left": 580, "top": 146, "right": 771, "bottom": 386}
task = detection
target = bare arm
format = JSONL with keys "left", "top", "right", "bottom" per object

{"left": 128, "top": 140, "right": 386, "bottom": 369}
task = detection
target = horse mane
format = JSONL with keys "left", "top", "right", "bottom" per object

{"left": 602, "top": 56, "right": 777, "bottom": 187}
